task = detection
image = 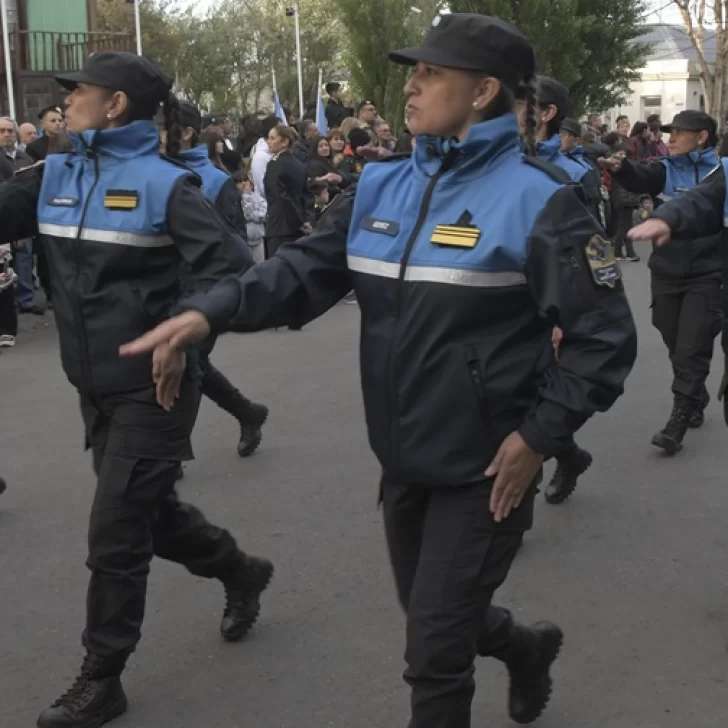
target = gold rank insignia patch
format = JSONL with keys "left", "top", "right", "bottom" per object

{"left": 585, "top": 234, "right": 621, "bottom": 288}
{"left": 104, "top": 189, "right": 139, "bottom": 210}
{"left": 430, "top": 224, "right": 481, "bottom": 248}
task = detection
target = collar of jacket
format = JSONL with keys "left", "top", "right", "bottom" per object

{"left": 179, "top": 144, "right": 210, "bottom": 169}
{"left": 535, "top": 134, "right": 563, "bottom": 163}
{"left": 71, "top": 120, "right": 160, "bottom": 161}
{"left": 671, "top": 147, "right": 719, "bottom": 168}
{"left": 413, "top": 112, "right": 522, "bottom": 179}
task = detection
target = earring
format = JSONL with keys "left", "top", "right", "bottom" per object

{"left": 472, "top": 102, "right": 479, "bottom": 109}
{"left": 107, "top": 113, "right": 114, "bottom": 120}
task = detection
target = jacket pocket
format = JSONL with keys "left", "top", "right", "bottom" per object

{"left": 466, "top": 346, "right": 488, "bottom": 425}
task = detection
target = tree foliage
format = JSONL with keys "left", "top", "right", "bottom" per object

{"left": 450, "top": 0, "right": 650, "bottom": 114}
{"left": 333, "top": 0, "right": 446, "bottom": 131}
{"left": 672, "top": 0, "right": 728, "bottom": 126}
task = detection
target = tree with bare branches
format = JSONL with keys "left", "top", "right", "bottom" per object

{"left": 672, "top": 0, "right": 728, "bottom": 126}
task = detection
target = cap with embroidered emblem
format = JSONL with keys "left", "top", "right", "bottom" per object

{"left": 179, "top": 101, "right": 202, "bottom": 134}
{"left": 388, "top": 13, "right": 535, "bottom": 92}
{"left": 660, "top": 110, "right": 716, "bottom": 135}
{"left": 560, "top": 118, "right": 582, "bottom": 136}
{"left": 537, "top": 76, "right": 570, "bottom": 117}
{"left": 55, "top": 52, "right": 173, "bottom": 106}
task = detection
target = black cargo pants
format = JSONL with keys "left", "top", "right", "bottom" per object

{"left": 651, "top": 273, "right": 722, "bottom": 400}
{"left": 381, "top": 473, "right": 536, "bottom": 728}
{"left": 79, "top": 380, "right": 241, "bottom": 662}
{"left": 198, "top": 336, "right": 256, "bottom": 423}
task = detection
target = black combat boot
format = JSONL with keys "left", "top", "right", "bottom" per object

{"left": 544, "top": 444, "right": 592, "bottom": 505}
{"left": 688, "top": 387, "right": 710, "bottom": 429}
{"left": 651, "top": 395, "right": 692, "bottom": 455}
{"left": 502, "top": 622, "right": 564, "bottom": 724}
{"left": 220, "top": 554, "right": 274, "bottom": 641}
{"left": 37, "top": 653, "right": 127, "bottom": 728}
{"left": 237, "top": 402, "right": 269, "bottom": 458}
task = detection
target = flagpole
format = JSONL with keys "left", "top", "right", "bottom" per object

{"left": 0, "top": 0, "right": 16, "bottom": 118}
{"left": 272, "top": 67, "right": 278, "bottom": 96}
{"left": 133, "top": 0, "right": 143, "bottom": 55}
{"left": 316, "top": 67, "right": 323, "bottom": 129}
{"left": 293, "top": 4, "right": 304, "bottom": 119}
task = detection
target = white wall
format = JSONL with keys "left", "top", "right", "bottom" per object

{"left": 605, "top": 59, "right": 691, "bottom": 128}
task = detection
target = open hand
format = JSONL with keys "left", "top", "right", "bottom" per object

{"left": 120, "top": 310, "right": 211, "bottom": 357}
{"left": 628, "top": 218, "right": 671, "bottom": 246}
{"left": 486, "top": 432, "right": 544, "bottom": 523}
{"left": 153, "top": 344, "right": 186, "bottom": 410}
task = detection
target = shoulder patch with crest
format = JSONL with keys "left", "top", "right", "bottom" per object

{"left": 585, "top": 235, "right": 621, "bottom": 288}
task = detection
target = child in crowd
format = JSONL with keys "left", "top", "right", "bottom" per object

{"left": 0, "top": 242, "right": 17, "bottom": 348}
{"left": 235, "top": 170, "right": 266, "bottom": 264}
{"left": 632, "top": 194, "right": 653, "bottom": 227}
{"left": 314, "top": 186, "right": 330, "bottom": 222}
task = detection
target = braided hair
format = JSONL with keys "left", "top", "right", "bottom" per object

{"left": 162, "top": 92, "right": 182, "bottom": 158}
{"left": 520, "top": 75, "right": 538, "bottom": 157}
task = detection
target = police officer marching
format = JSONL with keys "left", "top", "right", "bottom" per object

{"left": 168, "top": 100, "right": 270, "bottom": 462}
{"left": 523, "top": 76, "right": 608, "bottom": 505}
{"left": 602, "top": 110, "right": 721, "bottom": 455}
{"left": 122, "top": 14, "right": 637, "bottom": 728}
{"left": 0, "top": 52, "right": 274, "bottom": 728}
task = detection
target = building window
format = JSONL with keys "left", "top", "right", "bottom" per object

{"left": 641, "top": 95, "right": 662, "bottom": 120}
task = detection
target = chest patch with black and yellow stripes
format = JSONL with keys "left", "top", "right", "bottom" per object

{"left": 104, "top": 189, "right": 139, "bottom": 211}
{"left": 429, "top": 224, "right": 481, "bottom": 248}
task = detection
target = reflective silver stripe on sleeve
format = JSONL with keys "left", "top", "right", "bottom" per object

{"left": 723, "top": 217, "right": 728, "bottom": 227}
{"left": 347, "top": 255, "right": 527, "bottom": 288}
{"left": 658, "top": 193, "right": 673, "bottom": 202}
{"left": 38, "top": 222, "right": 174, "bottom": 248}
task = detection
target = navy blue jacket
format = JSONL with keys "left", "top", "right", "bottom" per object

{"left": 0, "top": 121, "right": 249, "bottom": 394}
{"left": 652, "top": 160, "right": 728, "bottom": 351}
{"left": 615, "top": 150, "right": 721, "bottom": 279}
{"left": 182, "top": 113, "right": 637, "bottom": 486}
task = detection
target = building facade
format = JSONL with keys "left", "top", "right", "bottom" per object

{"left": 605, "top": 24, "right": 715, "bottom": 129}
{"left": 0, "top": 0, "right": 132, "bottom": 122}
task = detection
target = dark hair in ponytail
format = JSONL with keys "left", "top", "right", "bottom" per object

{"left": 520, "top": 75, "right": 538, "bottom": 156}
{"left": 162, "top": 92, "right": 182, "bottom": 158}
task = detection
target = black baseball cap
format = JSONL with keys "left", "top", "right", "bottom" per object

{"left": 389, "top": 13, "right": 535, "bottom": 92}
{"left": 537, "top": 76, "right": 570, "bottom": 116}
{"left": 660, "top": 110, "right": 716, "bottom": 134}
{"left": 55, "top": 52, "right": 173, "bottom": 106}
{"left": 560, "top": 117, "right": 582, "bottom": 136}
{"left": 179, "top": 101, "right": 202, "bottom": 134}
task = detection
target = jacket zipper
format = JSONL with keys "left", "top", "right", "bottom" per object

{"left": 385, "top": 158, "right": 450, "bottom": 470}
{"left": 73, "top": 151, "right": 101, "bottom": 391}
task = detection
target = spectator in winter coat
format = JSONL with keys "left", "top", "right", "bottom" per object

{"left": 326, "top": 129, "right": 347, "bottom": 167}
{"left": 629, "top": 121, "right": 652, "bottom": 162}
{"left": 325, "top": 82, "right": 353, "bottom": 129}
{"left": 235, "top": 171, "right": 266, "bottom": 264}
{"left": 263, "top": 124, "right": 312, "bottom": 257}
{"left": 307, "top": 135, "right": 344, "bottom": 197}
{"left": 250, "top": 115, "right": 281, "bottom": 216}
{"left": 609, "top": 142, "right": 640, "bottom": 261}
{"left": 337, "top": 127, "right": 372, "bottom": 184}
{"left": 292, "top": 119, "right": 318, "bottom": 163}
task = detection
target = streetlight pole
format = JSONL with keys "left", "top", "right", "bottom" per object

{"left": 133, "top": 0, "right": 143, "bottom": 55}
{"left": 0, "top": 0, "right": 16, "bottom": 118}
{"left": 293, "top": 4, "right": 304, "bottom": 119}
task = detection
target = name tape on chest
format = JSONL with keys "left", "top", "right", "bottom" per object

{"left": 49, "top": 196, "right": 79, "bottom": 207}
{"left": 361, "top": 216, "right": 400, "bottom": 237}
{"left": 585, "top": 235, "right": 621, "bottom": 288}
{"left": 104, "top": 189, "right": 139, "bottom": 211}
{"left": 430, "top": 224, "right": 481, "bottom": 248}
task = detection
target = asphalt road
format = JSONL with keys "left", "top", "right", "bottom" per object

{"left": 1, "top": 245, "right": 727, "bottom": 728}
